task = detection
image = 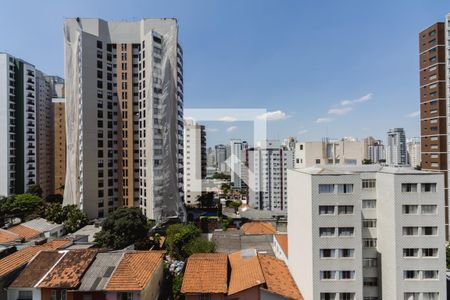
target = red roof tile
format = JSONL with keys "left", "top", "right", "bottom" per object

{"left": 228, "top": 250, "right": 265, "bottom": 295}
{"left": 275, "top": 234, "right": 288, "bottom": 257}
{"left": 240, "top": 222, "right": 276, "bottom": 235}
{"left": 0, "top": 229, "right": 21, "bottom": 244}
{"left": 7, "top": 225, "right": 41, "bottom": 240}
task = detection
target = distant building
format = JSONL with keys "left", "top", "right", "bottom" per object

{"left": 215, "top": 144, "right": 230, "bottom": 173}
{"left": 386, "top": 128, "right": 407, "bottom": 166}
{"left": 365, "top": 137, "right": 385, "bottom": 163}
{"left": 183, "top": 120, "right": 206, "bottom": 206}
{"left": 295, "top": 138, "right": 366, "bottom": 168}
{"left": 288, "top": 165, "right": 446, "bottom": 300}
{"left": 247, "top": 140, "right": 294, "bottom": 211}
{"left": 230, "top": 139, "right": 247, "bottom": 189}
{"left": 407, "top": 138, "right": 421, "bottom": 168}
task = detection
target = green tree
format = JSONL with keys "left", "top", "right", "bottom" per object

{"left": 26, "top": 184, "right": 43, "bottom": 198}
{"left": 362, "top": 159, "right": 372, "bottom": 165}
{"left": 44, "top": 202, "right": 65, "bottom": 224}
{"left": 221, "top": 183, "right": 230, "bottom": 195}
{"left": 172, "top": 273, "right": 184, "bottom": 300}
{"left": 63, "top": 205, "right": 89, "bottom": 233}
{"left": 166, "top": 223, "right": 201, "bottom": 260}
{"left": 1, "top": 194, "right": 44, "bottom": 222}
{"left": 212, "top": 172, "right": 230, "bottom": 180}
{"left": 197, "top": 192, "right": 216, "bottom": 208}
{"left": 94, "top": 207, "right": 149, "bottom": 250}
{"left": 182, "top": 237, "right": 215, "bottom": 257}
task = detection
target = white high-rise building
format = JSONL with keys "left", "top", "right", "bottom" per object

{"left": 288, "top": 165, "right": 446, "bottom": 300}
{"left": 366, "top": 139, "right": 385, "bottom": 163}
{"left": 214, "top": 144, "right": 230, "bottom": 173}
{"left": 386, "top": 128, "right": 407, "bottom": 166}
{"left": 230, "top": 139, "right": 247, "bottom": 189}
{"left": 183, "top": 120, "right": 206, "bottom": 206}
{"left": 64, "top": 18, "right": 184, "bottom": 221}
{"left": 407, "top": 138, "right": 421, "bottom": 168}
{"left": 247, "top": 140, "right": 293, "bottom": 212}
{"left": 0, "top": 53, "right": 38, "bottom": 196}
{"left": 295, "top": 138, "right": 366, "bottom": 168}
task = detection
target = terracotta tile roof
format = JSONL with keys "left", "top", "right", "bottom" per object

{"left": 275, "top": 234, "right": 288, "bottom": 257}
{"left": 106, "top": 251, "right": 164, "bottom": 291}
{"left": 0, "top": 239, "right": 71, "bottom": 278}
{"left": 228, "top": 250, "right": 265, "bottom": 295}
{"left": 0, "top": 229, "right": 21, "bottom": 244}
{"left": 181, "top": 253, "right": 228, "bottom": 294}
{"left": 9, "top": 251, "right": 64, "bottom": 288}
{"left": 38, "top": 249, "right": 98, "bottom": 288}
{"left": 258, "top": 254, "right": 303, "bottom": 300}
{"left": 240, "top": 222, "right": 276, "bottom": 235}
{"left": 8, "top": 224, "right": 41, "bottom": 240}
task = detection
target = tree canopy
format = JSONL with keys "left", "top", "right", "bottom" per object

{"left": 26, "top": 184, "right": 43, "bottom": 198}
{"left": 166, "top": 223, "right": 214, "bottom": 260}
{"left": 94, "top": 207, "right": 150, "bottom": 250}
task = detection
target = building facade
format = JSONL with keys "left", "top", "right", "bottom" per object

{"left": 407, "top": 138, "right": 421, "bottom": 168}
{"left": 386, "top": 128, "right": 407, "bottom": 167}
{"left": 230, "top": 139, "right": 247, "bottom": 189}
{"left": 64, "top": 18, "right": 184, "bottom": 221}
{"left": 183, "top": 120, "right": 206, "bottom": 206}
{"left": 247, "top": 140, "right": 293, "bottom": 212}
{"left": 288, "top": 165, "right": 446, "bottom": 300}
{"left": 366, "top": 139, "right": 385, "bottom": 164}
{"left": 215, "top": 144, "right": 230, "bottom": 174}
{"left": 294, "top": 138, "right": 366, "bottom": 169}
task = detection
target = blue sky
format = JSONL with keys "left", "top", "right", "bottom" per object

{"left": 1, "top": 0, "right": 449, "bottom": 146}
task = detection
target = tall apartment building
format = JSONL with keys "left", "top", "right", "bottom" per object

{"left": 51, "top": 78, "right": 66, "bottom": 195}
{"left": 386, "top": 128, "right": 407, "bottom": 166}
{"left": 407, "top": 138, "right": 421, "bottom": 168}
{"left": 246, "top": 140, "right": 293, "bottom": 212}
{"left": 230, "top": 139, "right": 247, "bottom": 189}
{"left": 64, "top": 18, "right": 184, "bottom": 221}
{"left": 366, "top": 138, "right": 385, "bottom": 164}
{"left": 214, "top": 144, "right": 230, "bottom": 174}
{"left": 288, "top": 165, "right": 446, "bottom": 300}
{"left": 420, "top": 20, "right": 449, "bottom": 239}
{"left": 0, "top": 53, "right": 38, "bottom": 196}
{"left": 294, "top": 138, "right": 366, "bottom": 168}
{"left": 183, "top": 120, "right": 206, "bottom": 206}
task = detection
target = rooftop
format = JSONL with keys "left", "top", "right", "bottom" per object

{"left": 240, "top": 222, "right": 276, "bottom": 235}
{"left": 274, "top": 234, "right": 288, "bottom": 257}
{"left": 213, "top": 231, "right": 274, "bottom": 255}
{"left": 7, "top": 224, "right": 41, "bottom": 241}
{"left": 0, "top": 229, "right": 21, "bottom": 244}
{"left": 0, "top": 239, "right": 71, "bottom": 278}
{"left": 181, "top": 253, "right": 228, "bottom": 294}
{"left": 259, "top": 254, "right": 303, "bottom": 299}
{"left": 38, "top": 249, "right": 98, "bottom": 288}
{"left": 106, "top": 251, "right": 164, "bottom": 291}
{"left": 20, "top": 218, "right": 63, "bottom": 233}
{"left": 69, "top": 225, "right": 102, "bottom": 243}
{"left": 228, "top": 249, "right": 266, "bottom": 295}
{"left": 78, "top": 252, "right": 123, "bottom": 291}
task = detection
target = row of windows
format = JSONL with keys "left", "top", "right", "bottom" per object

{"left": 320, "top": 293, "right": 355, "bottom": 300}
{"left": 404, "top": 270, "right": 439, "bottom": 280}
{"left": 320, "top": 248, "right": 354, "bottom": 258}
{"left": 403, "top": 248, "right": 438, "bottom": 258}
{"left": 404, "top": 292, "right": 439, "bottom": 300}
{"left": 319, "top": 184, "right": 353, "bottom": 194}
{"left": 402, "top": 183, "right": 436, "bottom": 192}
{"left": 319, "top": 227, "right": 354, "bottom": 237}
{"left": 320, "top": 270, "right": 355, "bottom": 280}
{"left": 403, "top": 226, "right": 438, "bottom": 236}
{"left": 319, "top": 205, "right": 353, "bottom": 215}
{"left": 403, "top": 204, "right": 437, "bottom": 215}
{"left": 319, "top": 182, "right": 437, "bottom": 194}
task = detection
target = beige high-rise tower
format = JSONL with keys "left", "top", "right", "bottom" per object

{"left": 64, "top": 18, "right": 184, "bottom": 221}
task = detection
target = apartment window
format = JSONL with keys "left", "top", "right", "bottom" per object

{"left": 319, "top": 227, "right": 335, "bottom": 237}
{"left": 403, "top": 227, "right": 419, "bottom": 236}
{"left": 362, "top": 219, "right": 377, "bottom": 228}
{"left": 340, "top": 271, "right": 355, "bottom": 280}
{"left": 422, "top": 293, "right": 439, "bottom": 300}
{"left": 337, "top": 184, "right": 353, "bottom": 194}
{"left": 338, "top": 205, "right": 353, "bottom": 215}
{"left": 403, "top": 270, "right": 419, "bottom": 279}
{"left": 319, "top": 184, "right": 334, "bottom": 193}
{"left": 422, "top": 226, "right": 437, "bottom": 236}
{"left": 320, "top": 271, "right": 336, "bottom": 280}
{"left": 51, "top": 290, "right": 67, "bottom": 300}
{"left": 18, "top": 291, "right": 32, "bottom": 300}
{"left": 118, "top": 293, "right": 133, "bottom": 300}
{"left": 404, "top": 293, "right": 419, "bottom": 300}
{"left": 320, "top": 293, "right": 336, "bottom": 300}
{"left": 315, "top": 159, "right": 320, "bottom": 164}
{"left": 340, "top": 293, "right": 355, "bottom": 300}
{"left": 402, "top": 183, "right": 417, "bottom": 192}
{"left": 421, "top": 183, "right": 437, "bottom": 192}
{"left": 422, "top": 205, "right": 437, "bottom": 215}
{"left": 338, "top": 227, "right": 354, "bottom": 237}
{"left": 362, "top": 199, "right": 376, "bottom": 209}
{"left": 423, "top": 270, "right": 438, "bottom": 279}
{"left": 340, "top": 248, "right": 354, "bottom": 258}
{"left": 319, "top": 205, "right": 335, "bottom": 215}
{"left": 422, "top": 248, "right": 438, "bottom": 257}
{"left": 320, "top": 249, "right": 336, "bottom": 258}
{"left": 362, "top": 179, "right": 376, "bottom": 189}
{"left": 363, "top": 238, "right": 377, "bottom": 248}
{"left": 363, "top": 277, "right": 378, "bottom": 286}
{"left": 403, "top": 248, "right": 419, "bottom": 257}
{"left": 402, "top": 205, "right": 418, "bottom": 214}
{"left": 363, "top": 258, "right": 377, "bottom": 267}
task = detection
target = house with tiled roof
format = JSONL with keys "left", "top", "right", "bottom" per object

{"left": 240, "top": 222, "right": 276, "bottom": 235}
{"left": 0, "top": 218, "right": 64, "bottom": 247}
{"left": 0, "top": 239, "right": 72, "bottom": 300}
{"left": 181, "top": 249, "right": 303, "bottom": 300}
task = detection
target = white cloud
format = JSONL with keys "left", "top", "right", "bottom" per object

{"left": 328, "top": 107, "right": 352, "bottom": 115}
{"left": 207, "top": 128, "right": 219, "bottom": 132}
{"left": 406, "top": 111, "right": 420, "bottom": 118}
{"left": 256, "top": 110, "right": 289, "bottom": 121}
{"left": 316, "top": 117, "right": 333, "bottom": 124}
{"left": 219, "top": 116, "right": 237, "bottom": 122}
{"left": 297, "top": 129, "right": 309, "bottom": 135}
{"left": 226, "top": 126, "right": 237, "bottom": 132}
{"left": 340, "top": 93, "right": 373, "bottom": 106}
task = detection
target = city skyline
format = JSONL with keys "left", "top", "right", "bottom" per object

{"left": 1, "top": 1, "right": 450, "bottom": 145}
